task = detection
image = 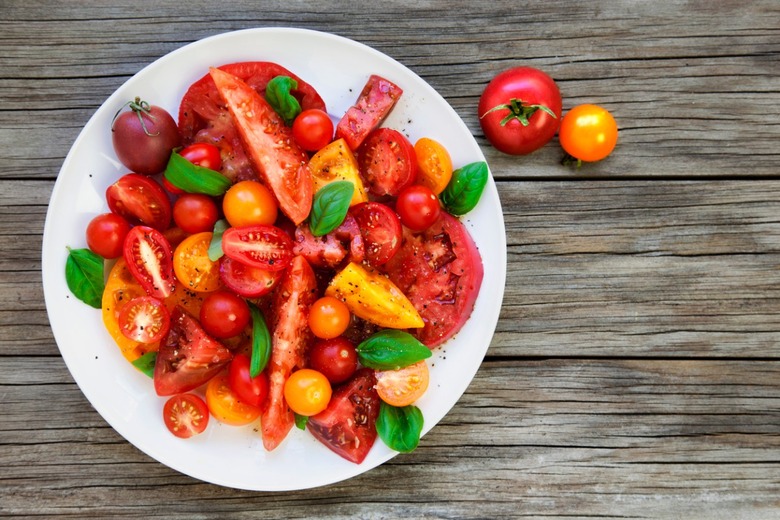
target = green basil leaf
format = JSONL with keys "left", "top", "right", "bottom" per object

{"left": 207, "top": 219, "right": 229, "bottom": 261}
{"left": 356, "top": 329, "right": 432, "bottom": 370}
{"left": 309, "top": 181, "right": 354, "bottom": 237}
{"left": 131, "top": 351, "right": 157, "bottom": 378}
{"left": 265, "top": 76, "right": 302, "bottom": 126}
{"left": 294, "top": 413, "right": 309, "bottom": 431}
{"left": 248, "top": 302, "right": 271, "bottom": 378}
{"left": 439, "top": 161, "right": 489, "bottom": 216}
{"left": 65, "top": 247, "right": 104, "bottom": 309}
{"left": 164, "top": 151, "right": 231, "bottom": 196}
{"left": 376, "top": 402, "right": 424, "bottom": 453}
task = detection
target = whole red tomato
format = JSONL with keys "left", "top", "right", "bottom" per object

{"left": 478, "top": 67, "right": 562, "bottom": 155}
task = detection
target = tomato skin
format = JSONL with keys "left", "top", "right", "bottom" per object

{"left": 86, "top": 212, "right": 131, "bottom": 259}
{"left": 163, "top": 393, "right": 209, "bottom": 439}
{"left": 283, "top": 369, "right": 332, "bottom": 416}
{"left": 218, "top": 256, "right": 282, "bottom": 298}
{"left": 172, "top": 194, "right": 219, "bottom": 234}
{"left": 478, "top": 67, "right": 562, "bottom": 155}
{"left": 292, "top": 109, "right": 334, "bottom": 152}
{"left": 180, "top": 142, "right": 222, "bottom": 171}
{"left": 336, "top": 75, "right": 403, "bottom": 151}
{"left": 308, "top": 337, "right": 358, "bottom": 384}
{"left": 559, "top": 104, "right": 618, "bottom": 162}
{"left": 307, "top": 368, "right": 380, "bottom": 464}
{"left": 221, "top": 225, "right": 294, "bottom": 272}
{"left": 222, "top": 180, "right": 278, "bottom": 228}
{"left": 358, "top": 128, "right": 417, "bottom": 197}
{"left": 117, "top": 296, "right": 170, "bottom": 344}
{"left": 199, "top": 290, "right": 251, "bottom": 339}
{"left": 414, "top": 137, "right": 453, "bottom": 196}
{"left": 375, "top": 360, "right": 430, "bottom": 407}
{"left": 123, "top": 226, "right": 176, "bottom": 299}
{"left": 228, "top": 353, "right": 269, "bottom": 408}
{"left": 112, "top": 100, "right": 180, "bottom": 176}
{"left": 308, "top": 296, "right": 351, "bottom": 340}
{"left": 206, "top": 371, "right": 262, "bottom": 426}
{"left": 349, "top": 202, "right": 402, "bottom": 267}
{"left": 395, "top": 184, "right": 442, "bottom": 232}
{"left": 106, "top": 173, "right": 172, "bottom": 231}
{"left": 173, "top": 232, "right": 223, "bottom": 293}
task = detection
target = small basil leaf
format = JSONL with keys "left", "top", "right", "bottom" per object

{"left": 309, "top": 181, "right": 354, "bottom": 237}
{"left": 207, "top": 219, "right": 229, "bottom": 261}
{"left": 248, "top": 302, "right": 271, "bottom": 378}
{"left": 131, "top": 352, "right": 157, "bottom": 378}
{"left": 65, "top": 247, "right": 104, "bottom": 309}
{"left": 164, "top": 151, "right": 231, "bottom": 196}
{"left": 265, "top": 76, "right": 302, "bottom": 126}
{"left": 376, "top": 402, "right": 424, "bottom": 453}
{"left": 356, "top": 330, "right": 431, "bottom": 370}
{"left": 439, "top": 161, "right": 489, "bottom": 216}
{"left": 294, "top": 413, "right": 309, "bottom": 431}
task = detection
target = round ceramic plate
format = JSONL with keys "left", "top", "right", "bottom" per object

{"left": 41, "top": 27, "right": 506, "bottom": 491}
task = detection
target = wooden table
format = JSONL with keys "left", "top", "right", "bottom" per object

{"left": 3, "top": 1, "right": 779, "bottom": 518}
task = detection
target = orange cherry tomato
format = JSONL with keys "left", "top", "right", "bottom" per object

{"left": 205, "top": 371, "right": 262, "bottom": 426}
{"left": 375, "top": 360, "right": 430, "bottom": 407}
{"left": 308, "top": 295, "right": 351, "bottom": 339}
{"left": 222, "top": 180, "right": 278, "bottom": 227}
{"left": 558, "top": 104, "right": 618, "bottom": 163}
{"left": 283, "top": 368, "right": 332, "bottom": 416}
{"left": 173, "top": 232, "right": 222, "bottom": 293}
{"left": 414, "top": 137, "right": 453, "bottom": 195}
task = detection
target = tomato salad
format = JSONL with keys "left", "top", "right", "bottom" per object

{"left": 65, "top": 61, "right": 488, "bottom": 464}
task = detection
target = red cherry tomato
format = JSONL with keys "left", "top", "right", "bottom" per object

{"left": 106, "top": 173, "right": 172, "bottom": 231}
{"left": 218, "top": 256, "right": 283, "bottom": 298}
{"left": 221, "top": 225, "right": 294, "bottom": 272}
{"left": 228, "top": 353, "right": 269, "bottom": 408}
{"left": 122, "top": 225, "right": 176, "bottom": 299}
{"left": 292, "top": 109, "right": 334, "bottom": 152}
{"left": 117, "top": 296, "right": 170, "bottom": 344}
{"left": 395, "top": 184, "right": 441, "bottom": 232}
{"left": 86, "top": 212, "right": 131, "bottom": 259}
{"left": 180, "top": 142, "right": 222, "bottom": 171}
{"left": 163, "top": 393, "right": 209, "bottom": 439}
{"left": 308, "top": 337, "right": 358, "bottom": 384}
{"left": 172, "top": 194, "right": 219, "bottom": 234}
{"left": 199, "top": 290, "right": 251, "bottom": 339}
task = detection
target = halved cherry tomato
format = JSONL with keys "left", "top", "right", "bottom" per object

{"left": 221, "top": 225, "right": 294, "bottom": 272}
{"left": 395, "top": 184, "right": 441, "bottom": 232}
{"left": 154, "top": 306, "right": 233, "bottom": 396}
{"left": 308, "top": 337, "right": 358, "bottom": 385}
{"left": 374, "top": 360, "right": 430, "bottom": 407}
{"left": 358, "top": 128, "right": 417, "bottom": 197}
{"left": 172, "top": 194, "right": 219, "bottom": 234}
{"left": 180, "top": 142, "right": 222, "bottom": 171}
{"left": 102, "top": 258, "right": 153, "bottom": 361}
{"left": 222, "top": 180, "right": 278, "bottom": 228}
{"left": 283, "top": 368, "right": 332, "bottom": 416}
{"left": 308, "top": 369, "right": 380, "bottom": 464}
{"left": 106, "top": 173, "right": 172, "bottom": 231}
{"left": 308, "top": 296, "right": 351, "bottom": 339}
{"left": 228, "top": 353, "right": 269, "bottom": 408}
{"left": 292, "top": 108, "right": 334, "bottom": 152}
{"left": 218, "top": 256, "right": 282, "bottom": 298}
{"left": 86, "top": 212, "right": 131, "bottom": 259}
{"left": 209, "top": 67, "right": 313, "bottom": 225}
{"left": 163, "top": 393, "right": 209, "bottom": 439}
{"left": 336, "top": 75, "right": 403, "bottom": 150}
{"left": 206, "top": 371, "right": 262, "bottom": 426}
{"left": 308, "top": 138, "right": 368, "bottom": 206}
{"left": 559, "top": 104, "right": 618, "bottom": 163}
{"left": 199, "top": 290, "right": 251, "bottom": 339}
{"left": 118, "top": 296, "right": 170, "bottom": 344}
{"left": 349, "top": 202, "right": 402, "bottom": 266}
{"left": 173, "top": 232, "right": 222, "bottom": 293}
{"left": 123, "top": 226, "right": 176, "bottom": 299}
{"left": 414, "top": 137, "right": 453, "bottom": 195}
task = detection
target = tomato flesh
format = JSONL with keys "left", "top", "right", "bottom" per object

{"left": 349, "top": 202, "right": 402, "bottom": 267}
{"left": 292, "top": 213, "right": 365, "bottom": 270}
{"left": 336, "top": 75, "right": 403, "bottom": 151}
{"left": 163, "top": 393, "right": 209, "bottom": 439}
{"left": 218, "top": 256, "right": 282, "bottom": 298}
{"left": 106, "top": 173, "right": 172, "bottom": 231}
{"left": 117, "top": 296, "right": 170, "bottom": 344}
{"left": 221, "top": 225, "right": 295, "bottom": 272}
{"left": 358, "top": 128, "right": 417, "bottom": 197}
{"left": 123, "top": 226, "right": 176, "bottom": 299}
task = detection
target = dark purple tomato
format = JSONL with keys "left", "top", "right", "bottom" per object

{"left": 112, "top": 97, "right": 181, "bottom": 175}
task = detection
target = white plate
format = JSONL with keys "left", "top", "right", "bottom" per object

{"left": 41, "top": 27, "right": 506, "bottom": 491}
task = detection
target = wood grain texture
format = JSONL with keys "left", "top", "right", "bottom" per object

{"left": 1, "top": 0, "right": 779, "bottom": 518}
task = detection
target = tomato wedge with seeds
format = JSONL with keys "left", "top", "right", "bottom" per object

{"left": 218, "top": 256, "right": 282, "bottom": 298}
{"left": 117, "top": 296, "right": 170, "bottom": 344}
{"left": 154, "top": 306, "right": 233, "bottom": 396}
{"left": 163, "top": 394, "right": 209, "bottom": 439}
{"left": 123, "top": 226, "right": 176, "bottom": 299}
{"left": 106, "top": 173, "right": 172, "bottom": 231}
{"left": 221, "top": 225, "right": 294, "bottom": 272}
{"left": 358, "top": 128, "right": 417, "bottom": 198}
{"left": 349, "top": 201, "right": 402, "bottom": 266}
{"left": 336, "top": 74, "right": 403, "bottom": 151}
{"left": 307, "top": 368, "right": 380, "bottom": 464}
{"left": 209, "top": 67, "right": 313, "bottom": 225}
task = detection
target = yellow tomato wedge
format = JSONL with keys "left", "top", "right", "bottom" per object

{"left": 325, "top": 262, "right": 423, "bottom": 329}
{"left": 308, "top": 138, "right": 368, "bottom": 206}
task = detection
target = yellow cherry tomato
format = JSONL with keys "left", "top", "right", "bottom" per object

{"left": 375, "top": 360, "right": 430, "bottom": 407}
{"left": 308, "top": 296, "right": 351, "bottom": 339}
{"left": 223, "top": 180, "right": 278, "bottom": 227}
{"left": 414, "top": 137, "right": 453, "bottom": 195}
{"left": 559, "top": 104, "right": 618, "bottom": 163}
{"left": 173, "top": 232, "right": 222, "bottom": 293}
{"left": 283, "top": 369, "right": 332, "bottom": 416}
{"left": 206, "top": 372, "right": 262, "bottom": 426}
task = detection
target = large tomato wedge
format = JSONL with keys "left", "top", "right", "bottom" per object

{"left": 307, "top": 368, "right": 380, "bottom": 464}
{"left": 261, "top": 255, "right": 318, "bottom": 451}
{"left": 221, "top": 225, "right": 294, "bottom": 272}
{"left": 357, "top": 128, "right": 417, "bottom": 197}
{"left": 336, "top": 75, "right": 403, "bottom": 151}
{"left": 349, "top": 201, "right": 402, "bottom": 266}
{"left": 381, "top": 212, "right": 484, "bottom": 347}
{"left": 153, "top": 306, "right": 233, "bottom": 396}
{"left": 123, "top": 226, "right": 176, "bottom": 299}
{"left": 106, "top": 173, "right": 172, "bottom": 231}
{"left": 209, "top": 67, "right": 313, "bottom": 225}
{"left": 178, "top": 61, "right": 326, "bottom": 183}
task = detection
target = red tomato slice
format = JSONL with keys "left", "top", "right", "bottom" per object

{"left": 123, "top": 226, "right": 176, "bottom": 299}
{"left": 307, "top": 368, "right": 380, "bottom": 464}
{"left": 381, "top": 212, "right": 484, "bottom": 347}
{"left": 261, "top": 255, "right": 318, "bottom": 451}
{"left": 163, "top": 393, "right": 209, "bottom": 439}
{"left": 209, "top": 67, "right": 313, "bottom": 225}
{"left": 218, "top": 256, "right": 283, "bottom": 298}
{"left": 336, "top": 75, "right": 403, "bottom": 151}
{"left": 292, "top": 213, "right": 365, "bottom": 270}
{"left": 117, "top": 296, "right": 170, "bottom": 344}
{"left": 106, "top": 173, "right": 172, "bottom": 231}
{"left": 349, "top": 201, "right": 402, "bottom": 266}
{"left": 221, "top": 225, "right": 294, "bottom": 272}
{"left": 153, "top": 306, "right": 233, "bottom": 396}
{"left": 178, "top": 61, "right": 326, "bottom": 184}
{"left": 357, "top": 128, "right": 417, "bottom": 197}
